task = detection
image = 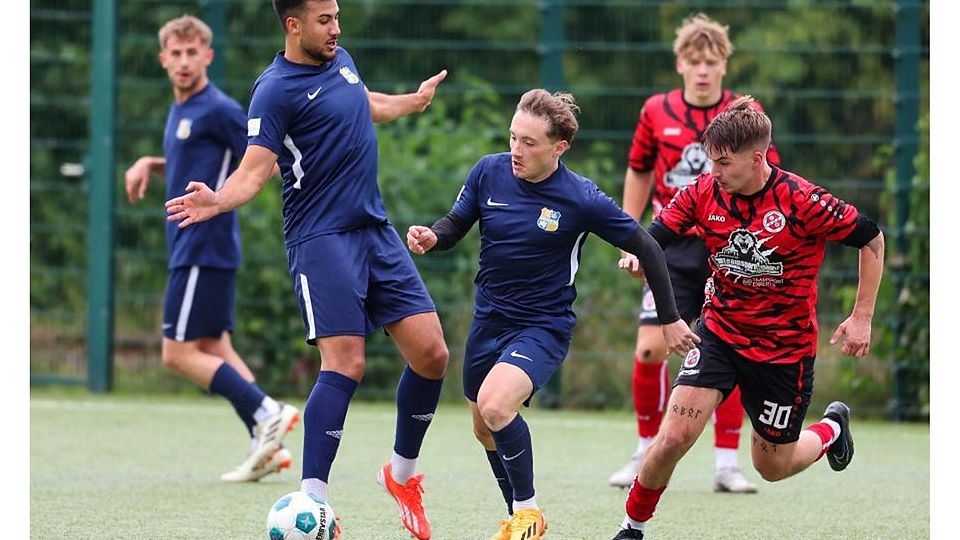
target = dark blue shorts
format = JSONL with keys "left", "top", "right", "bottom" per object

{"left": 674, "top": 321, "right": 815, "bottom": 444}
{"left": 462, "top": 323, "right": 571, "bottom": 404}
{"left": 162, "top": 266, "right": 235, "bottom": 342}
{"left": 638, "top": 236, "right": 711, "bottom": 325}
{"left": 287, "top": 224, "right": 436, "bottom": 343}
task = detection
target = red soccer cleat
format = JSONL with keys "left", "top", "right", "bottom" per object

{"left": 377, "top": 463, "right": 432, "bottom": 539}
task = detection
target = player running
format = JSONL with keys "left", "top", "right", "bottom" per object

{"left": 611, "top": 96, "right": 884, "bottom": 539}
{"left": 407, "top": 89, "right": 699, "bottom": 540}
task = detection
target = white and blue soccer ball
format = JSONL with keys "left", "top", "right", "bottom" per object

{"left": 266, "top": 491, "right": 338, "bottom": 540}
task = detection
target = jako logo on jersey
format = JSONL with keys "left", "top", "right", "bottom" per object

{"left": 662, "top": 127, "right": 682, "bottom": 136}
{"left": 411, "top": 413, "right": 434, "bottom": 422}
{"left": 339, "top": 66, "right": 360, "bottom": 84}
{"left": 176, "top": 118, "right": 192, "bottom": 140}
{"left": 325, "top": 430, "right": 343, "bottom": 440}
{"left": 762, "top": 210, "right": 786, "bottom": 233}
{"left": 708, "top": 214, "right": 726, "bottom": 223}
{"left": 537, "top": 207, "right": 561, "bottom": 232}
{"left": 683, "top": 348, "right": 700, "bottom": 368}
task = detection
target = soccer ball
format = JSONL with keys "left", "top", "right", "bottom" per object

{"left": 266, "top": 491, "right": 338, "bottom": 540}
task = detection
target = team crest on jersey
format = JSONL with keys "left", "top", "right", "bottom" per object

{"left": 712, "top": 229, "right": 783, "bottom": 280}
{"left": 664, "top": 142, "right": 711, "bottom": 188}
{"left": 763, "top": 210, "right": 786, "bottom": 233}
{"left": 339, "top": 66, "right": 360, "bottom": 84}
{"left": 537, "top": 208, "right": 561, "bottom": 232}
{"left": 176, "top": 118, "right": 192, "bottom": 140}
{"left": 683, "top": 348, "right": 700, "bottom": 368}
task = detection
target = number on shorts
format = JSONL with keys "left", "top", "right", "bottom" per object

{"left": 758, "top": 400, "right": 791, "bottom": 429}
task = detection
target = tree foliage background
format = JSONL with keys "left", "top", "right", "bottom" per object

{"left": 30, "top": 0, "right": 929, "bottom": 418}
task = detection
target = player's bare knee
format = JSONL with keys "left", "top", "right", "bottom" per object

{"left": 160, "top": 347, "right": 188, "bottom": 374}
{"left": 635, "top": 337, "right": 668, "bottom": 363}
{"left": 656, "top": 429, "right": 696, "bottom": 461}
{"left": 409, "top": 340, "right": 449, "bottom": 379}
{"left": 754, "top": 461, "right": 790, "bottom": 482}
{"left": 477, "top": 400, "right": 513, "bottom": 431}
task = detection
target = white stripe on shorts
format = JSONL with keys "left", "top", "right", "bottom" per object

{"left": 299, "top": 273, "right": 316, "bottom": 340}
{"left": 175, "top": 266, "right": 200, "bottom": 341}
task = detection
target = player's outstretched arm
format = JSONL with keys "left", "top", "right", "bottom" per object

{"left": 124, "top": 156, "right": 165, "bottom": 205}
{"left": 367, "top": 69, "right": 448, "bottom": 123}
{"left": 165, "top": 145, "right": 277, "bottom": 228}
{"left": 830, "top": 231, "right": 885, "bottom": 357}
{"left": 407, "top": 225, "right": 438, "bottom": 255}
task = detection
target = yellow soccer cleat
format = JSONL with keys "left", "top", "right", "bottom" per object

{"left": 488, "top": 518, "right": 512, "bottom": 540}
{"left": 508, "top": 508, "right": 547, "bottom": 540}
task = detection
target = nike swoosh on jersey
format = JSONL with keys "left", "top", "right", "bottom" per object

{"left": 510, "top": 350, "right": 533, "bottom": 361}
{"left": 502, "top": 449, "right": 526, "bottom": 461}
{"left": 486, "top": 197, "right": 509, "bottom": 207}
{"left": 307, "top": 86, "right": 323, "bottom": 100}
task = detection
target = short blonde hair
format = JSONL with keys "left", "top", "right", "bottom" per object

{"left": 673, "top": 13, "right": 732, "bottom": 60}
{"left": 516, "top": 89, "right": 580, "bottom": 143}
{"left": 158, "top": 15, "right": 213, "bottom": 49}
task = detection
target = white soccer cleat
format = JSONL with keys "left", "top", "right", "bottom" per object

{"left": 220, "top": 446, "right": 293, "bottom": 482}
{"left": 239, "top": 403, "right": 300, "bottom": 479}
{"left": 608, "top": 453, "right": 643, "bottom": 488}
{"left": 713, "top": 467, "right": 758, "bottom": 493}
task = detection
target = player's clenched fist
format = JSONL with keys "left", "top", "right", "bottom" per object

{"left": 407, "top": 225, "right": 438, "bottom": 255}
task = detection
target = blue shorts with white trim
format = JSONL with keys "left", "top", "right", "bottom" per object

{"left": 287, "top": 224, "right": 436, "bottom": 343}
{"left": 462, "top": 322, "right": 571, "bottom": 404}
{"left": 162, "top": 266, "right": 235, "bottom": 341}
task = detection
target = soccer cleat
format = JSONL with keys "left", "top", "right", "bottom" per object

{"left": 230, "top": 404, "right": 299, "bottom": 482}
{"left": 608, "top": 452, "right": 643, "bottom": 488}
{"left": 488, "top": 518, "right": 512, "bottom": 540}
{"left": 507, "top": 508, "right": 547, "bottom": 540}
{"left": 823, "top": 401, "right": 854, "bottom": 471}
{"left": 377, "top": 463, "right": 432, "bottom": 540}
{"left": 220, "top": 446, "right": 293, "bottom": 482}
{"left": 712, "top": 467, "right": 758, "bottom": 493}
{"left": 611, "top": 526, "right": 645, "bottom": 539}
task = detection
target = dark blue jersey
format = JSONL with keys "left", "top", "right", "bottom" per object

{"left": 246, "top": 48, "right": 387, "bottom": 247}
{"left": 451, "top": 153, "right": 640, "bottom": 335}
{"left": 163, "top": 83, "right": 246, "bottom": 269}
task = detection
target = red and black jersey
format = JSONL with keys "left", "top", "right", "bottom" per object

{"left": 654, "top": 167, "right": 859, "bottom": 364}
{"left": 627, "top": 89, "right": 781, "bottom": 221}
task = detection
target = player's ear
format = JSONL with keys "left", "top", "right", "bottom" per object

{"left": 286, "top": 15, "right": 300, "bottom": 36}
{"left": 204, "top": 46, "right": 214, "bottom": 67}
{"left": 554, "top": 139, "right": 570, "bottom": 158}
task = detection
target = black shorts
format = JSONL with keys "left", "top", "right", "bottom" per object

{"left": 637, "top": 236, "right": 711, "bottom": 325}
{"left": 675, "top": 322, "right": 815, "bottom": 445}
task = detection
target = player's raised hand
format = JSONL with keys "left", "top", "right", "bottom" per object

{"left": 617, "top": 251, "right": 646, "bottom": 281}
{"left": 661, "top": 319, "right": 701, "bottom": 357}
{"left": 415, "top": 69, "right": 448, "bottom": 112}
{"left": 829, "top": 315, "right": 873, "bottom": 357}
{"left": 124, "top": 157, "right": 154, "bottom": 205}
{"left": 407, "top": 225, "right": 438, "bottom": 255}
{"left": 166, "top": 181, "right": 219, "bottom": 228}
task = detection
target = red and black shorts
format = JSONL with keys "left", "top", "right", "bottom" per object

{"left": 675, "top": 321, "right": 815, "bottom": 444}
